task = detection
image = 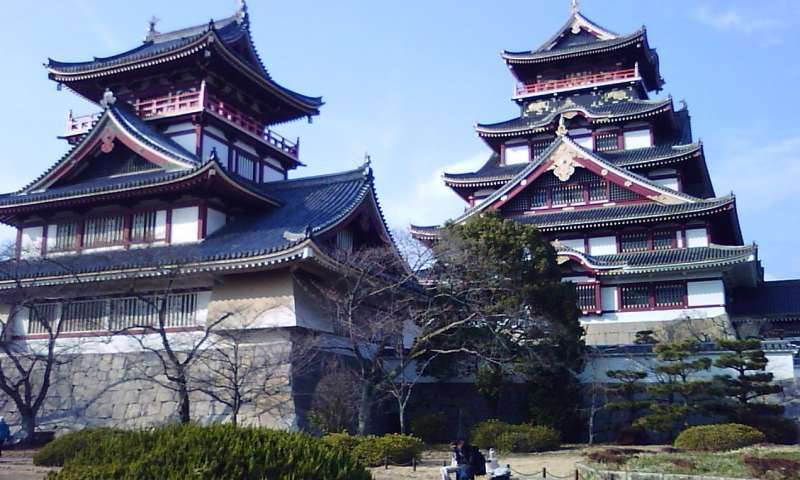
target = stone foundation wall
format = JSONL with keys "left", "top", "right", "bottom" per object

{"left": 0, "top": 341, "right": 297, "bottom": 436}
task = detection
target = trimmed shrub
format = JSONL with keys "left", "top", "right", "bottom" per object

{"left": 410, "top": 412, "right": 450, "bottom": 444}
{"left": 322, "top": 432, "right": 364, "bottom": 452}
{"left": 472, "top": 420, "right": 560, "bottom": 453}
{"left": 49, "top": 424, "right": 371, "bottom": 480}
{"left": 33, "top": 428, "right": 126, "bottom": 467}
{"left": 674, "top": 423, "right": 765, "bottom": 452}
{"left": 743, "top": 455, "right": 800, "bottom": 480}
{"left": 351, "top": 434, "right": 424, "bottom": 467}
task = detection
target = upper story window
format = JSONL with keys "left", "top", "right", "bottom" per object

{"left": 131, "top": 211, "right": 159, "bottom": 243}
{"left": 619, "top": 282, "right": 687, "bottom": 311}
{"left": 83, "top": 215, "right": 125, "bottom": 249}
{"left": 504, "top": 142, "right": 530, "bottom": 165}
{"left": 235, "top": 150, "right": 257, "bottom": 182}
{"left": 619, "top": 285, "right": 650, "bottom": 310}
{"left": 531, "top": 138, "right": 553, "bottom": 159}
{"left": 595, "top": 131, "right": 621, "bottom": 152}
{"left": 52, "top": 222, "right": 79, "bottom": 253}
{"left": 619, "top": 231, "right": 649, "bottom": 253}
{"left": 652, "top": 230, "right": 676, "bottom": 250}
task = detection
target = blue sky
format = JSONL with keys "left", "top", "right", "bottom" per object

{"left": 0, "top": 0, "right": 798, "bottom": 278}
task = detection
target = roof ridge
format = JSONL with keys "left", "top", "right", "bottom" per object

{"left": 260, "top": 163, "right": 371, "bottom": 190}
{"left": 147, "top": 14, "right": 240, "bottom": 44}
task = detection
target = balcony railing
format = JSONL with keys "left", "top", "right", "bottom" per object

{"left": 514, "top": 66, "right": 639, "bottom": 98}
{"left": 65, "top": 88, "right": 299, "bottom": 160}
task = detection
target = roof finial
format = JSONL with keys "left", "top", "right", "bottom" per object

{"left": 364, "top": 151, "right": 372, "bottom": 165}
{"left": 571, "top": 0, "right": 579, "bottom": 14}
{"left": 145, "top": 15, "right": 160, "bottom": 41}
{"left": 236, "top": 0, "right": 249, "bottom": 23}
{"left": 556, "top": 114, "right": 568, "bottom": 137}
{"left": 99, "top": 88, "right": 117, "bottom": 109}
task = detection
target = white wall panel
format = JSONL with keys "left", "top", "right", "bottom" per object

{"left": 206, "top": 208, "right": 226, "bottom": 237}
{"left": 21, "top": 227, "right": 44, "bottom": 258}
{"left": 623, "top": 129, "right": 652, "bottom": 149}
{"left": 171, "top": 207, "right": 199, "bottom": 244}
{"left": 560, "top": 238, "right": 585, "bottom": 253}
{"left": 504, "top": 143, "right": 530, "bottom": 165}
{"left": 601, "top": 287, "right": 618, "bottom": 312}
{"left": 653, "top": 177, "right": 680, "bottom": 191}
{"left": 589, "top": 236, "right": 617, "bottom": 256}
{"left": 686, "top": 228, "right": 709, "bottom": 248}
{"left": 687, "top": 280, "right": 725, "bottom": 307}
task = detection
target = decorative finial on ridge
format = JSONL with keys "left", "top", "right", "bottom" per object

{"left": 556, "top": 114, "right": 568, "bottom": 137}
{"left": 571, "top": 0, "right": 579, "bottom": 14}
{"left": 99, "top": 88, "right": 117, "bottom": 109}
{"left": 145, "top": 15, "right": 160, "bottom": 41}
{"left": 236, "top": 0, "right": 249, "bottom": 23}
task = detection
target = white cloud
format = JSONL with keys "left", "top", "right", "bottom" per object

{"left": 381, "top": 151, "right": 488, "bottom": 230}
{"left": 691, "top": 5, "right": 785, "bottom": 46}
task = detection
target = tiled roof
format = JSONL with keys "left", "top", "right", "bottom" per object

{"left": 0, "top": 165, "right": 376, "bottom": 282}
{"left": 512, "top": 195, "right": 734, "bottom": 231}
{"left": 503, "top": 30, "right": 645, "bottom": 63}
{"left": 476, "top": 97, "right": 673, "bottom": 137}
{"left": 730, "top": 280, "right": 800, "bottom": 317}
{"left": 443, "top": 143, "right": 703, "bottom": 186}
{"left": 559, "top": 244, "right": 757, "bottom": 275}
{"left": 46, "top": 12, "right": 322, "bottom": 110}
{"left": 6, "top": 104, "right": 199, "bottom": 200}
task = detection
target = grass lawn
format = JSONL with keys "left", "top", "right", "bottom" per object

{"left": 593, "top": 446, "right": 800, "bottom": 479}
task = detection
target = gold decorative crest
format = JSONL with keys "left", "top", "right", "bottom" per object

{"left": 603, "top": 89, "right": 630, "bottom": 103}
{"left": 526, "top": 99, "right": 551, "bottom": 116}
{"left": 548, "top": 143, "right": 583, "bottom": 182}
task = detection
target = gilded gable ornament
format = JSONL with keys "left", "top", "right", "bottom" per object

{"left": 548, "top": 143, "right": 582, "bottom": 182}
{"left": 603, "top": 89, "right": 630, "bottom": 103}
{"left": 561, "top": 97, "right": 577, "bottom": 109}
{"left": 525, "top": 99, "right": 551, "bottom": 116}
{"left": 100, "top": 133, "right": 115, "bottom": 153}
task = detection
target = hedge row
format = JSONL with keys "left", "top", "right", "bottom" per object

{"left": 36, "top": 424, "right": 371, "bottom": 480}
{"left": 674, "top": 423, "right": 766, "bottom": 452}
{"left": 322, "top": 432, "right": 424, "bottom": 467}
{"left": 471, "top": 420, "right": 560, "bottom": 453}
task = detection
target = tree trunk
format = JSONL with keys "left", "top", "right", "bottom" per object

{"left": 178, "top": 381, "right": 191, "bottom": 424}
{"left": 20, "top": 410, "right": 35, "bottom": 446}
{"left": 398, "top": 400, "right": 406, "bottom": 434}
{"left": 357, "top": 382, "right": 374, "bottom": 435}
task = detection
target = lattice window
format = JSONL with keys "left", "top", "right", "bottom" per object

{"left": 620, "top": 232, "right": 648, "bottom": 252}
{"left": 609, "top": 184, "right": 640, "bottom": 202}
{"left": 131, "top": 211, "right": 159, "bottom": 243}
{"left": 52, "top": 222, "right": 78, "bottom": 252}
{"left": 587, "top": 180, "right": 609, "bottom": 202}
{"left": 61, "top": 300, "right": 107, "bottom": 333}
{"left": 504, "top": 194, "right": 530, "bottom": 211}
{"left": 83, "top": 216, "right": 125, "bottom": 248}
{"left": 652, "top": 230, "right": 676, "bottom": 251}
{"left": 620, "top": 285, "right": 650, "bottom": 310}
{"left": 595, "top": 132, "right": 620, "bottom": 152}
{"left": 531, "top": 139, "right": 553, "bottom": 159}
{"left": 654, "top": 283, "right": 685, "bottom": 308}
{"left": 551, "top": 184, "right": 584, "bottom": 205}
{"left": 530, "top": 188, "right": 548, "bottom": 208}
{"left": 576, "top": 284, "right": 598, "bottom": 311}
{"left": 236, "top": 150, "right": 257, "bottom": 181}
{"left": 27, "top": 303, "right": 59, "bottom": 335}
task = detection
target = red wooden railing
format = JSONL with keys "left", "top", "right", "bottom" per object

{"left": 65, "top": 89, "right": 299, "bottom": 159}
{"left": 515, "top": 66, "right": 639, "bottom": 97}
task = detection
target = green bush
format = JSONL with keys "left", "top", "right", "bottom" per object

{"left": 471, "top": 420, "right": 560, "bottom": 452}
{"left": 351, "top": 434, "right": 424, "bottom": 467}
{"left": 674, "top": 423, "right": 766, "bottom": 452}
{"left": 49, "top": 424, "right": 371, "bottom": 480}
{"left": 410, "top": 412, "right": 450, "bottom": 444}
{"left": 322, "top": 432, "right": 364, "bottom": 452}
{"left": 33, "top": 428, "right": 126, "bottom": 467}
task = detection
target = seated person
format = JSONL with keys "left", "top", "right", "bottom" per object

{"left": 440, "top": 438, "right": 478, "bottom": 480}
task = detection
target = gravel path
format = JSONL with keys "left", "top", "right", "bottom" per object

{"left": 0, "top": 450, "right": 56, "bottom": 480}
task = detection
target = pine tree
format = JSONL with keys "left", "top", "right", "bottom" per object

{"left": 714, "top": 338, "right": 783, "bottom": 418}
{"left": 635, "top": 341, "right": 713, "bottom": 438}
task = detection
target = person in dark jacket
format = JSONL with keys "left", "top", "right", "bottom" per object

{"left": 0, "top": 417, "right": 10, "bottom": 458}
{"left": 453, "top": 438, "right": 478, "bottom": 480}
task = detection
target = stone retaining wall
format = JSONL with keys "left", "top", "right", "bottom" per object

{"left": 0, "top": 341, "right": 297, "bottom": 436}
{"left": 576, "top": 463, "right": 756, "bottom": 480}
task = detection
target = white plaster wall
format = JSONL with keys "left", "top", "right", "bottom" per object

{"left": 623, "top": 129, "right": 651, "bottom": 149}
{"left": 170, "top": 133, "right": 197, "bottom": 154}
{"left": 653, "top": 177, "right": 679, "bottom": 191}
{"left": 171, "top": 207, "right": 199, "bottom": 244}
{"left": 581, "top": 350, "right": 796, "bottom": 383}
{"left": 601, "top": 287, "right": 618, "bottom": 311}
{"left": 504, "top": 143, "right": 529, "bottom": 165}
{"left": 589, "top": 236, "right": 617, "bottom": 256}
{"left": 262, "top": 165, "right": 284, "bottom": 182}
{"left": 155, "top": 210, "right": 167, "bottom": 239}
{"left": 202, "top": 134, "right": 228, "bottom": 162}
{"left": 574, "top": 136, "right": 593, "bottom": 150}
{"left": 560, "top": 238, "right": 585, "bottom": 253}
{"left": 206, "top": 208, "right": 226, "bottom": 237}
{"left": 233, "top": 140, "right": 257, "bottom": 155}
{"left": 164, "top": 122, "right": 194, "bottom": 134}
{"left": 582, "top": 306, "right": 727, "bottom": 324}
{"left": 686, "top": 228, "right": 709, "bottom": 248}
{"left": 687, "top": 280, "right": 725, "bottom": 307}
{"left": 20, "top": 226, "right": 43, "bottom": 258}
{"left": 208, "top": 272, "right": 297, "bottom": 329}
{"left": 563, "top": 276, "right": 593, "bottom": 284}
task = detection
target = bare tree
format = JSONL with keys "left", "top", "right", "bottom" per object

{"left": 195, "top": 325, "right": 316, "bottom": 426}
{"left": 0, "top": 244, "right": 92, "bottom": 443}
